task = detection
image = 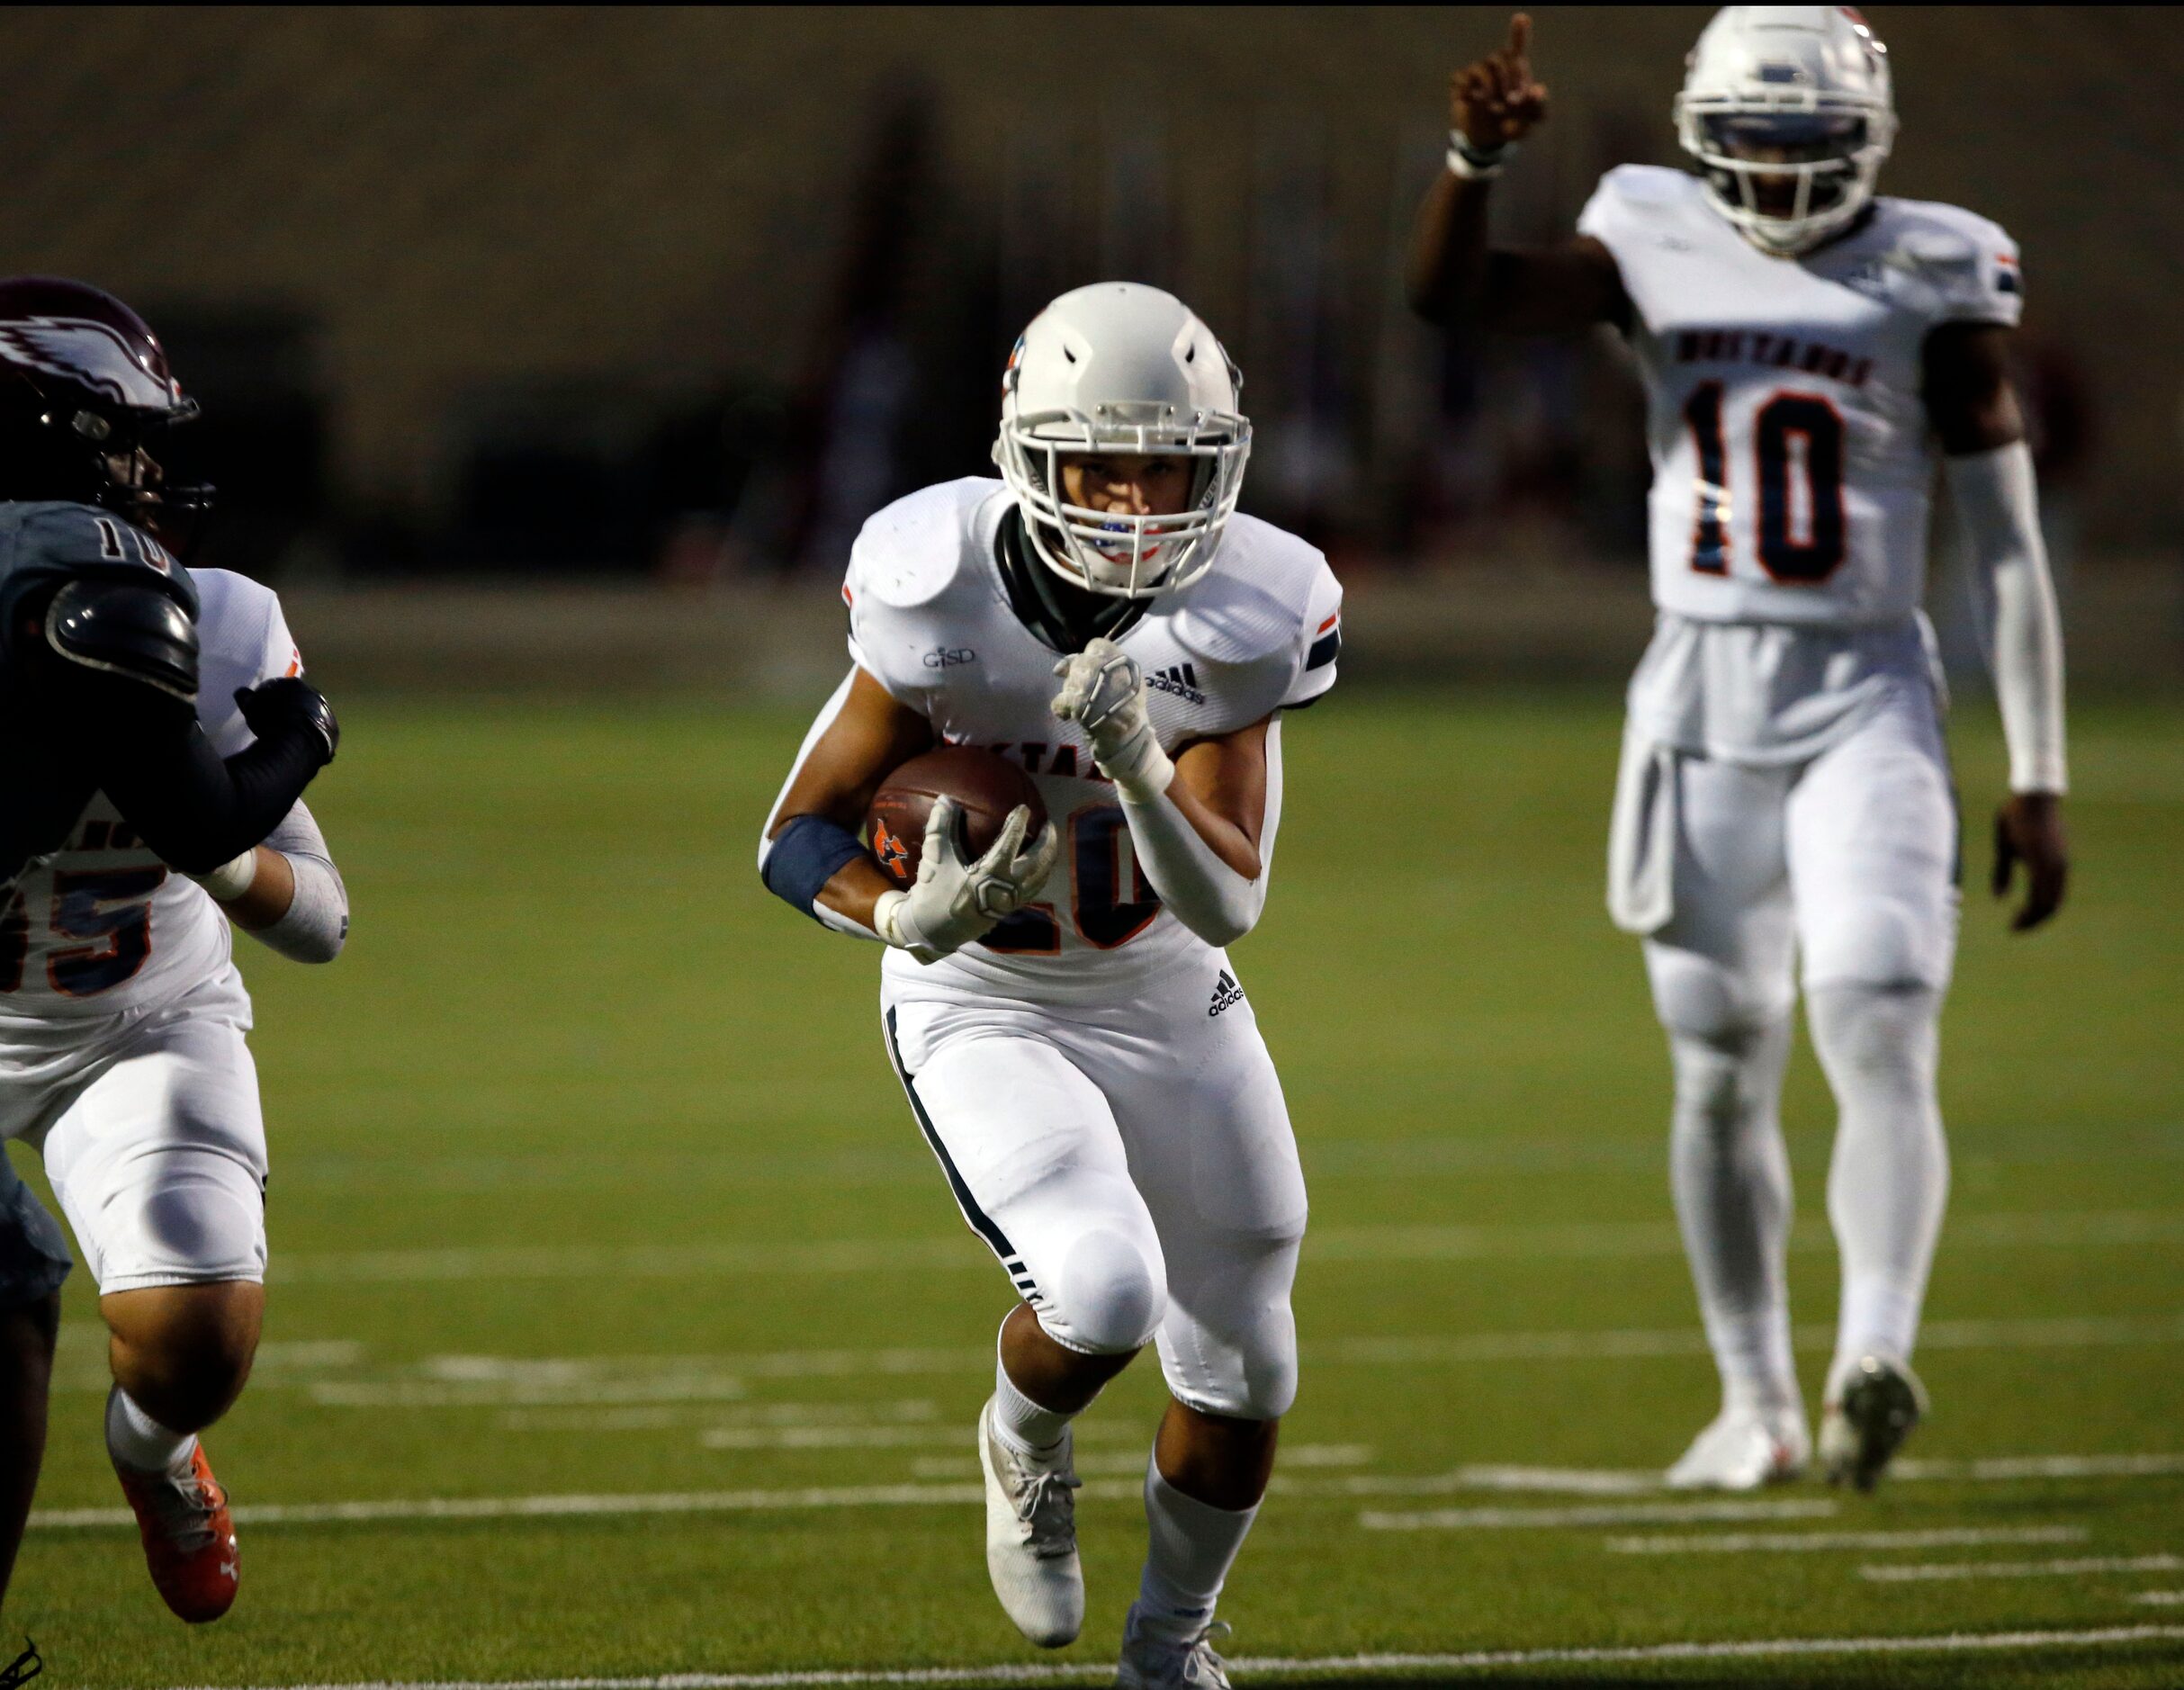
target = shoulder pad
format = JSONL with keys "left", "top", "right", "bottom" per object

{"left": 190, "top": 566, "right": 279, "bottom": 652}
{"left": 45, "top": 578, "right": 200, "bottom": 700}
{"left": 0, "top": 501, "right": 196, "bottom": 635}
{"left": 1874, "top": 198, "right": 2020, "bottom": 320}
{"left": 1163, "top": 516, "right": 1324, "bottom": 666}
{"left": 1602, "top": 164, "right": 1695, "bottom": 208}
{"left": 1578, "top": 166, "right": 1704, "bottom": 251}
{"left": 849, "top": 479, "right": 1001, "bottom": 609}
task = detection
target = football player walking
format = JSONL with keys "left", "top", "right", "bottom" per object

{"left": 761, "top": 283, "right": 1340, "bottom": 1684}
{"left": 1408, "top": 11, "right": 2067, "bottom": 1490}
{"left": 0, "top": 280, "right": 345, "bottom": 1630}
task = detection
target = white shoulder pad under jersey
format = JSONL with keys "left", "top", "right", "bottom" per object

{"left": 844, "top": 479, "right": 1339, "bottom": 1002}
{"left": 0, "top": 569, "right": 302, "bottom": 1025}
{"left": 844, "top": 480, "right": 1341, "bottom": 730}
{"left": 1867, "top": 195, "right": 2023, "bottom": 328}
{"left": 1580, "top": 166, "right": 2023, "bottom": 627}
{"left": 1160, "top": 509, "right": 1343, "bottom": 721}
{"left": 843, "top": 478, "right": 1002, "bottom": 708}
{"left": 194, "top": 568, "right": 305, "bottom": 756}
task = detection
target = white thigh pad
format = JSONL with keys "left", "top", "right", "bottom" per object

{"left": 1643, "top": 755, "right": 1798, "bottom": 1040}
{"left": 39, "top": 1014, "right": 267, "bottom": 1293}
{"left": 1070, "top": 965, "right": 1308, "bottom": 1419}
{"left": 884, "top": 1002, "right": 1166, "bottom": 1355}
{"left": 1788, "top": 696, "right": 1960, "bottom": 992}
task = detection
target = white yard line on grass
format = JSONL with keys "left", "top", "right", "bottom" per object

{"left": 31, "top": 1445, "right": 2182, "bottom": 1533}
{"left": 191, "top": 1316, "right": 2184, "bottom": 1408}
{"left": 912, "top": 1443, "right": 1372, "bottom": 1481}
{"left": 153, "top": 1623, "right": 2184, "bottom": 1690}
{"left": 1317, "top": 1312, "right": 2184, "bottom": 1368}
{"left": 2131, "top": 1592, "right": 2184, "bottom": 1605}
{"left": 35, "top": 1481, "right": 1821, "bottom": 1535}
{"left": 1863, "top": 1554, "right": 2184, "bottom": 1583}
{"left": 1360, "top": 1499, "right": 1838, "bottom": 1531}
{"left": 1895, "top": 1452, "right": 2184, "bottom": 1481}
{"left": 265, "top": 1209, "right": 2184, "bottom": 1282}
{"left": 1606, "top": 1524, "right": 2090, "bottom": 1555}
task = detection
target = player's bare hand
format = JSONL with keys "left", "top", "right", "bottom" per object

{"left": 1451, "top": 13, "right": 1550, "bottom": 149}
{"left": 1991, "top": 791, "right": 2068, "bottom": 931}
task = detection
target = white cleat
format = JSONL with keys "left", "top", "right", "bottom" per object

{"left": 977, "top": 1396, "right": 1083, "bottom": 1648}
{"left": 1666, "top": 1406, "right": 1811, "bottom": 1491}
{"left": 1821, "top": 1355, "right": 1928, "bottom": 1492}
{"left": 1117, "top": 1605, "right": 1233, "bottom": 1689}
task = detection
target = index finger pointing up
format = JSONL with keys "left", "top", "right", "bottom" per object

{"left": 1507, "top": 12, "right": 1532, "bottom": 61}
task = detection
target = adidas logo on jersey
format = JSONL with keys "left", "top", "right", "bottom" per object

{"left": 1209, "top": 969, "right": 1245, "bottom": 1017}
{"left": 1146, "top": 662, "right": 1206, "bottom": 706}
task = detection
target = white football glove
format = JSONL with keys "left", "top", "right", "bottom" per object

{"left": 1050, "top": 637, "right": 1173, "bottom": 802}
{"left": 873, "top": 796, "right": 1059, "bottom": 964}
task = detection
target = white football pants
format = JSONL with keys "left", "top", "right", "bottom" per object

{"left": 0, "top": 970, "right": 268, "bottom": 1296}
{"left": 1640, "top": 688, "right": 1956, "bottom": 1410}
{"left": 881, "top": 956, "right": 1307, "bottom": 1422}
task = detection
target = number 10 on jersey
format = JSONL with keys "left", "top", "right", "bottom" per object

{"left": 1685, "top": 381, "right": 1847, "bottom": 584}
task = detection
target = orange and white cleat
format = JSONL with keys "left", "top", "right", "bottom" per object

{"left": 112, "top": 1443, "right": 238, "bottom": 1623}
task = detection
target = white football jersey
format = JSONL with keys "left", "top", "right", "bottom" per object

{"left": 845, "top": 478, "right": 1341, "bottom": 1003}
{"left": 1579, "top": 166, "right": 2022, "bottom": 627}
{"left": 0, "top": 569, "right": 302, "bottom": 1028}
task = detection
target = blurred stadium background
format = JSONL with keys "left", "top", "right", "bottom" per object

{"left": 4, "top": 7, "right": 2182, "bottom": 1686}
{"left": 0, "top": 5, "right": 2174, "bottom": 696}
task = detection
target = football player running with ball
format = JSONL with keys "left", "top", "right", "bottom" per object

{"left": 761, "top": 283, "right": 1340, "bottom": 1684}
{"left": 1409, "top": 11, "right": 2067, "bottom": 1490}
{"left": 0, "top": 280, "right": 345, "bottom": 1629}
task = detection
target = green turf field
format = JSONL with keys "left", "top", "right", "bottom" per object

{"left": 6, "top": 691, "right": 2180, "bottom": 1687}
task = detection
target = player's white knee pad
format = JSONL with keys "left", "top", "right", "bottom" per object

{"left": 1211, "top": 1301, "right": 1299, "bottom": 1423}
{"left": 1666, "top": 1026, "right": 1788, "bottom": 1137}
{"left": 1156, "top": 1247, "right": 1301, "bottom": 1422}
{"left": 1045, "top": 1227, "right": 1165, "bottom": 1357}
{"left": 1649, "top": 948, "right": 1793, "bottom": 1053}
{"left": 1807, "top": 982, "right": 1942, "bottom": 1095}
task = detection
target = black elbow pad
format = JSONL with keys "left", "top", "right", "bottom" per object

{"left": 44, "top": 580, "right": 200, "bottom": 702}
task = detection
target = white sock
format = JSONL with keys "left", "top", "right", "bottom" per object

{"left": 1666, "top": 1019, "right": 1802, "bottom": 1416}
{"left": 1811, "top": 983, "right": 1948, "bottom": 1403}
{"left": 991, "top": 1325, "right": 1074, "bottom": 1456}
{"left": 1136, "top": 1452, "right": 1259, "bottom": 1645}
{"left": 105, "top": 1384, "right": 196, "bottom": 1476}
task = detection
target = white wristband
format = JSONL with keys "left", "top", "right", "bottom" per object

{"left": 189, "top": 849, "right": 258, "bottom": 903}
{"left": 1101, "top": 730, "right": 1175, "bottom": 806}
{"left": 872, "top": 889, "right": 909, "bottom": 948}
{"left": 1447, "top": 132, "right": 1512, "bottom": 179}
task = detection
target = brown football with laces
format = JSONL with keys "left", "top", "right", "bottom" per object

{"left": 867, "top": 747, "right": 1047, "bottom": 885}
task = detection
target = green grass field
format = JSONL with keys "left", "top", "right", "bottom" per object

{"left": 6, "top": 690, "right": 2181, "bottom": 1688}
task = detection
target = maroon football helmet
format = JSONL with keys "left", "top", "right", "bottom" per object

{"left": 0, "top": 277, "right": 211, "bottom": 544}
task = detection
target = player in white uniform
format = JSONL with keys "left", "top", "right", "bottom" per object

{"left": 1408, "top": 11, "right": 2068, "bottom": 1489}
{"left": 760, "top": 283, "right": 1340, "bottom": 1686}
{"left": 0, "top": 280, "right": 346, "bottom": 1633}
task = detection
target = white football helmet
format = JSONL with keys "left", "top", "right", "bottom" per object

{"left": 993, "top": 282, "right": 1250, "bottom": 598}
{"left": 1674, "top": 6, "right": 1897, "bottom": 256}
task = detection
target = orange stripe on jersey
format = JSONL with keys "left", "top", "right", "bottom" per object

{"left": 1317, "top": 613, "right": 1339, "bottom": 634}
{"left": 841, "top": 584, "right": 854, "bottom": 607}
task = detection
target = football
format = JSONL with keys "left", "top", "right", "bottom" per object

{"left": 866, "top": 746, "right": 1047, "bottom": 885}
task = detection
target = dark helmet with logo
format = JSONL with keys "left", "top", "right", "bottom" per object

{"left": 0, "top": 277, "right": 212, "bottom": 545}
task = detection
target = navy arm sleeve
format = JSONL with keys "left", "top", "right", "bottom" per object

{"left": 67, "top": 672, "right": 329, "bottom": 874}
